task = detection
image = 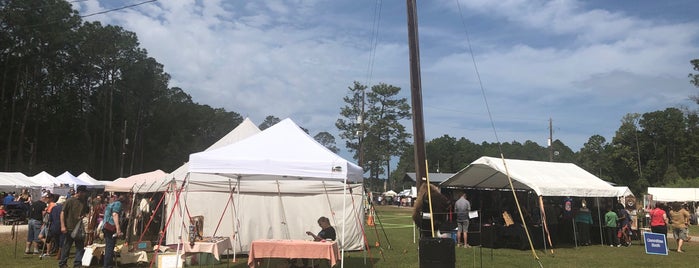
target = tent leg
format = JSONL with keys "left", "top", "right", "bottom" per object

{"left": 597, "top": 197, "right": 604, "bottom": 245}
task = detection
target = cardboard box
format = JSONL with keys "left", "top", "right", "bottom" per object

{"left": 156, "top": 253, "right": 183, "bottom": 268}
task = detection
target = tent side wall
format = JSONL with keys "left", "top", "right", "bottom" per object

{"left": 165, "top": 184, "right": 365, "bottom": 252}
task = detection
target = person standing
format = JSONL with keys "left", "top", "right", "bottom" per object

{"left": 574, "top": 200, "right": 593, "bottom": 246}
{"left": 669, "top": 203, "right": 690, "bottom": 253}
{"left": 102, "top": 194, "right": 124, "bottom": 268}
{"left": 604, "top": 206, "right": 619, "bottom": 247}
{"left": 26, "top": 193, "right": 47, "bottom": 254}
{"left": 58, "top": 186, "right": 89, "bottom": 268}
{"left": 455, "top": 192, "right": 471, "bottom": 248}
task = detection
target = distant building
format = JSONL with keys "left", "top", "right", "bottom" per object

{"left": 403, "top": 172, "right": 455, "bottom": 185}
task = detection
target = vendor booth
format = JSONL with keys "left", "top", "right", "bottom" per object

{"left": 441, "top": 156, "right": 619, "bottom": 249}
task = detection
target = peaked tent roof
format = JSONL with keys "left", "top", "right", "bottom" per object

{"left": 615, "top": 186, "right": 634, "bottom": 197}
{"left": 188, "top": 118, "right": 363, "bottom": 182}
{"left": 55, "top": 171, "right": 83, "bottom": 186}
{"left": 166, "top": 118, "right": 261, "bottom": 192}
{"left": 77, "top": 172, "right": 104, "bottom": 188}
{"left": 441, "top": 156, "right": 618, "bottom": 197}
{"left": 31, "top": 171, "right": 60, "bottom": 187}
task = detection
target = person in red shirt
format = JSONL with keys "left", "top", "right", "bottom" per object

{"left": 650, "top": 202, "right": 669, "bottom": 236}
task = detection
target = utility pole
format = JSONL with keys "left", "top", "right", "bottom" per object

{"left": 406, "top": 0, "right": 428, "bottom": 190}
{"left": 548, "top": 118, "right": 553, "bottom": 162}
{"left": 119, "top": 120, "right": 127, "bottom": 177}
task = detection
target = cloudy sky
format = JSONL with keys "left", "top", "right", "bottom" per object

{"left": 74, "top": 0, "right": 699, "bottom": 155}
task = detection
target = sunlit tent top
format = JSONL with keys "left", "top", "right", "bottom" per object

{"left": 615, "top": 186, "right": 634, "bottom": 197}
{"left": 441, "top": 156, "right": 618, "bottom": 197}
{"left": 647, "top": 187, "right": 699, "bottom": 202}
{"left": 188, "top": 118, "right": 363, "bottom": 182}
{"left": 105, "top": 170, "right": 168, "bottom": 192}
{"left": 166, "top": 117, "right": 261, "bottom": 191}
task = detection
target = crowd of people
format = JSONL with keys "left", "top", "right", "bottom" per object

{"left": 0, "top": 186, "right": 138, "bottom": 268}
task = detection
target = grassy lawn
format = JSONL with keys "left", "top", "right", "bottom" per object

{"left": 1, "top": 206, "right": 695, "bottom": 267}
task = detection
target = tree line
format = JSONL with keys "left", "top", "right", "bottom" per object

{"left": 3, "top": 1, "right": 699, "bottom": 196}
{"left": 0, "top": 0, "right": 340, "bottom": 180}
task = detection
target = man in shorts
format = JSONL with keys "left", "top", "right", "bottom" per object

{"left": 455, "top": 192, "right": 471, "bottom": 247}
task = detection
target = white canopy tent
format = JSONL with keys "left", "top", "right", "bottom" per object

{"left": 183, "top": 118, "right": 365, "bottom": 260}
{"left": 441, "top": 156, "right": 618, "bottom": 197}
{"left": 0, "top": 172, "right": 42, "bottom": 200}
{"left": 615, "top": 186, "right": 634, "bottom": 197}
{"left": 31, "top": 171, "right": 60, "bottom": 187}
{"left": 77, "top": 172, "right": 105, "bottom": 188}
{"left": 647, "top": 187, "right": 699, "bottom": 202}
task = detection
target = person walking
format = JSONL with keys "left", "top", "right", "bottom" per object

{"left": 669, "top": 203, "right": 690, "bottom": 253}
{"left": 58, "top": 186, "right": 89, "bottom": 268}
{"left": 454, "top": 192, "right": 471, "bottom": 247}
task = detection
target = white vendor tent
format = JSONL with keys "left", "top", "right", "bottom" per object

{"left": 647, "top": 187, "right": 699, "bottom": 202}
{"left": 31, "top": 171, "right": 60, "bottom": 187}
{"left": 180, "top": 118, "right": 365, "bottom": 259}
{"left": 54, "top": 171, "right": 85, "bottom": 187}
{"left": 0, "top": 172, "right": 42, "bottom": 200}
{"left": 441, "top": 156, "right": 618, "bottom": 197}
{"left": 615, "top": 186, "right": 634, "bottom": 197}
{"left": 77, "top": 172, "right": 105, "bottom": 188}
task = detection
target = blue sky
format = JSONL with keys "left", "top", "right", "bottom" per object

{"left": 75, "top": 0, "right": 699, "bottom": 155}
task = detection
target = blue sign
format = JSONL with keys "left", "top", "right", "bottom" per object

{"left": 643, "top": 232, "right": 668, "bottom": 255}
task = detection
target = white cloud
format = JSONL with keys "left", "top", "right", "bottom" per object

{"left": 74, "top": 0, "right": 699, "bottom": 153}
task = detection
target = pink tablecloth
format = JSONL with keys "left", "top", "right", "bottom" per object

{"left": 180, "top": 237, "right": 232, "bottom": 260}
{"left": 247, "top": 239, "right": 340, "bottom": 268}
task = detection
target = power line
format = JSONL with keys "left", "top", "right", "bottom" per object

{"left": 81, "top": 0, "right": 157, "bottom": 18}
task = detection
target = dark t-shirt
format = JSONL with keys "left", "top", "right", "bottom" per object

{"left": 318, "top": 226, "right": 336, "bottom": 241}
{"left": 30, "top": 201, "right": 46, "bottom": 221}
{"left": 63, "top": 197, "right": 87, "bottom": 231}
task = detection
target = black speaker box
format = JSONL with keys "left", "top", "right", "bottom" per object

{"left": 419, "top": 237, "right": 455, "bottom": 268}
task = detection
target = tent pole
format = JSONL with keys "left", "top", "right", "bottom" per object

{"left": 572, "top": 210, "right": 578, "bottom": 248}
{"left": 226, "top": 178, "right": 237, "bottom": 262}
{"left": 596, "top": 197, "right": 603, "bottom": 245}
{"left": 341, "top": 178, "right": 347, "bottom": 268}
{"left": 174, "top": 173, "right": 191, "bottom": 268}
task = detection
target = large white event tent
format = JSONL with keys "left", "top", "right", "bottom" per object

{"left": 183, "top": 118, "right": 365, "bottom": 259}
{"left": 647, "top": 187, "right": 699, "bottom": 202}
{"left": 441, "top": 156, "right": 618, "bottom": 197}
{"left": 441, "top": 156, "right": 619, "bottom": 248}
{"left": 161, "top": 118, "right": 261, "bottom": 248}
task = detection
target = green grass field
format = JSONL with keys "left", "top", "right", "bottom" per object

{"left": 1, "top": 206, "right": 695, "bottom": 267}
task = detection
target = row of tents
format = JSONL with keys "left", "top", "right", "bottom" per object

{"left": 0, "top": 171, "right": 106, "bottom": 199}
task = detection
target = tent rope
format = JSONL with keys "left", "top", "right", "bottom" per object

{"left": 499, "top": 154, "right": 542, "bottom": 265}
{"left": 136, "top": 187, "right": 169, "bottom": 244}
{"left": 348, "top": 185, "right": 376, "bottom": 266}
{"left": 322, "top": 181, "right": 338, "bottom": 224}
{"left": 276, "top": 180, "right": 291, "bottom": 239}
{"left": 149, "top": 176, "right": 188, "bottom": 268}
